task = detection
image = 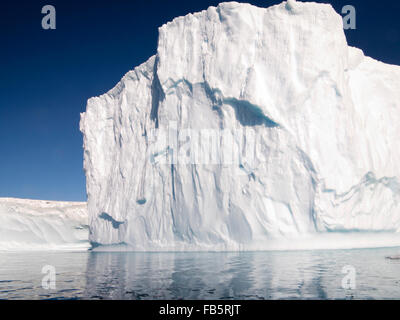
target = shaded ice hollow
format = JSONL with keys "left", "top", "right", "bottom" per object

{"left": 80, "top": 1, "right": 400, "bottom": 251}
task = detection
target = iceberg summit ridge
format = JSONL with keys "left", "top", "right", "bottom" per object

{"left": 80, "top": 1, "right": 400, "bottom": 251}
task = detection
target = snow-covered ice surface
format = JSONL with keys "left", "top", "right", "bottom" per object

{"left": 80, "top": 1, "right": 400, "bottom": 251}
{"left": 0, "top": 198, "right": 89, "bottom": 251}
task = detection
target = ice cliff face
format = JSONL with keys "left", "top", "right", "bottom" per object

{"left": 0, "top": 198, "right": 89, "bottom": 251}
{"left": 80, "top": 1, "right": 400, "bottom": 250}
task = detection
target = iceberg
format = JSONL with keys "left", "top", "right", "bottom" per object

{"left": 0, "top": 198, "right": 89, "bottom": 251}
{"left": 80, "top": 1, "right": 400, "bottom": 250}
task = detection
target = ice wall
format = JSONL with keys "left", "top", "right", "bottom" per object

{"left": 80, "top": 1, "right": 400, "bottom": 250}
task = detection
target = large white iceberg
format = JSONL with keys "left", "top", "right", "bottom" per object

{"left": 80, "top": 1, "right": 400, "bottom": 250}
{"left": 0, "top": 198, "right": 89, "bottom": 251}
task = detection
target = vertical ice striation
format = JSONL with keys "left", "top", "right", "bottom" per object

{"left": 80, "top": 1, "right": 400, "bottom": 250}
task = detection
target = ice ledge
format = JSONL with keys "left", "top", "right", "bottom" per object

{"left": 0, "top": 198, "right": 89, "bottom": 251}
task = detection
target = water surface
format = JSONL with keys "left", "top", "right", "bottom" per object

{"left": 1, "top": 247, "right": 400, "bottom": 299}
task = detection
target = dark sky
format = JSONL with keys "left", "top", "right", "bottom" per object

{"left": 0, "top": 0, "right": 399, "bottom": 201}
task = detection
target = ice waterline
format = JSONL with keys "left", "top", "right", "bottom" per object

{"left": 3, "top": 197, "right": 400, "bottom": 252}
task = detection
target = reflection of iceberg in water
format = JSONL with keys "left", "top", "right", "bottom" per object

{"left": 83, "top": 250, "right": 400, "bottom": 300}
{"left": 84, "top": 252, "right": 176, "bottom": 299}
{"left": 2, "top": 249, "right": 400, "bottom": 299}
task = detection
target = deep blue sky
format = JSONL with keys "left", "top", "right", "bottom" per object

{"left": 0, "top": 0, "right": 399, "bottom": 201}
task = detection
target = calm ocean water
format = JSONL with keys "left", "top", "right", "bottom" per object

{"left": 1, "top": 247, "right": 400, "bottom": 300}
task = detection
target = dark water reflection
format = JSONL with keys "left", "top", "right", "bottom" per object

{"left": 1, "top": 248, "right": 400, "bottom": 299}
